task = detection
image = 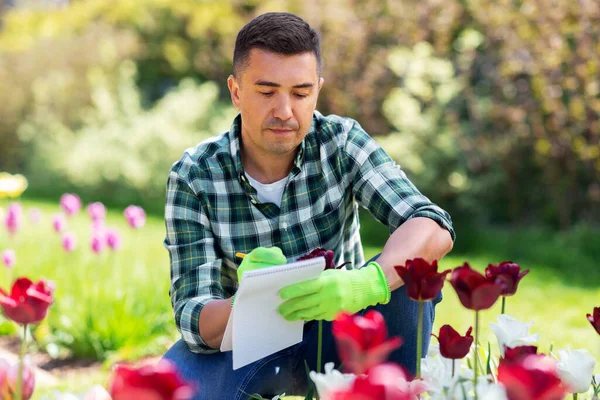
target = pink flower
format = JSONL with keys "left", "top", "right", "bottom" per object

{"left": 62, "top": 232, "right": 77, "bottom": 253}
{"left": 91, "top": 232, "right": 107, "bottom": 254}
{"left": 4, "top": 203, "right": 22, "bottom": 236}
{"left": 28, "top": 208, "right": 42, "bottom": 224}
{"left": 87, "top": 202, "right": 106, "bottom": 221}
{"left": 52, "top": 213, "right": 67, "bottom": 233}
{"left": 0, "top": 357, "right": 36, "bottom": 400}
{"left": 60, "top": 193, "right": 82, "bottom": 216}
{"left": 106, "top": 229, "right": 122, "bottom": 251}
{"left": 124, "top": 205, "right": 146, "bottom": 229}
{"left": 2, "top": 250, "right": 16, "bottom": 269}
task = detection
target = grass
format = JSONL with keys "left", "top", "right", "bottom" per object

{"left": 1, "top": 198, "right": 599, "bottom": 398}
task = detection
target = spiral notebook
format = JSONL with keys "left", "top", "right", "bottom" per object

{"left": 220, "top": 256, "right": 326, "bottom": 370}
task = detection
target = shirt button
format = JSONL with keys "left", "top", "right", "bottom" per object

{"left": 281, "top": 222, "right": 288, "bottom": 230}
{"left": 250, "top": 198, "right": 257, "bottom": 204}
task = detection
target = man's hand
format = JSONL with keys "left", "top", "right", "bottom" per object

{"left": 277, "top": 262, "right": 391, "bottom": 321}
{"left": 237, "top": 247, "right": 287, "bottom": 283}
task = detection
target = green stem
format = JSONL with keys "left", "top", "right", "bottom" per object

{"left": 501, "top": 297, "right": 506, "bottom": 315}
{"left": 317, "top": 320, "right": 323, "bottom": 374}
{"left": 573, "top": 394, "right": 577, "bottom": 400}
{"left": 416, "top": 301, "right": 424, "bottom": 379}
{"left": 474, "top": 311, "right": 479, "bottom": 400}
{"left": 452, "top": 359, "right": 455, "bottom": 377}
{"left": 16, "top": 324, "right": 27, "bottom": 400}
{"left": 316, "top": 320, "right": 323, "bottom": 400}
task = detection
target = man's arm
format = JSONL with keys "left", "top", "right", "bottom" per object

{"left": 198, "top": 298, "right": 234, "bottom": 349}
{"left": 375, "top": 217, "right": 454, "bottom": 291}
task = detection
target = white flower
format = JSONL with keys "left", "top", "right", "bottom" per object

{"left": 83, "top": 385, "right": 112, "bottom": 400}
{"left": 421, "top": 354, "right": 473, "bottom": 399}
{"left": 489, "top": 314, "right": 538, "bottom": 354}
{"left": 309, "top": 362, "right": 356, "bottom": 400}
{"left": 270, "top": 393, "right": 285, "bottom": 400}
{"left": 53, "top": 393, "right": 80, "bottom": 400}
{"left": 477, "top": 381, "right": 508, "bottom": 400}
{"left": 556, "top": 348, "right": 597, "bottom": 393}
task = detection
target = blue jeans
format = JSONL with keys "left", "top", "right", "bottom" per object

{"left": 163, "top": 255, "right": 443, "bottom": 399}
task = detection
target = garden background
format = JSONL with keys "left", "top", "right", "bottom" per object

{"left": 0, "top": 0, "right": 599, "bottom": 397}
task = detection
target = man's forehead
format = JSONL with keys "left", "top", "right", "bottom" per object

{"left": 242, "top": 48, "right": 319, "bottom": 85}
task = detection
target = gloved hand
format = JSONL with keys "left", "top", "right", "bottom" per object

{"left": 277, "top": 262, "right": 391, "bottom": 321}
{"left": 237, "top": 246, "right": 287, "bottom": 283}
{"left": 232, "top": 247, "right": 287, "bottom": 307}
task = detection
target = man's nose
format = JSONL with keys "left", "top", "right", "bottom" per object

{"left": 273, "top": 95, "right": 293, "bottom": 121}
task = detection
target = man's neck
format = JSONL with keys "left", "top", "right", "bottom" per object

{"left": 241, "top": 144, "right": 297, "bottom": 184}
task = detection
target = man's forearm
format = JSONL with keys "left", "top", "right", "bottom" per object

{"left": 376, "top": 217, "right": 454, "bottom": 291}
{"left": 198, "top": 297, "right": 234, "bottom": 349}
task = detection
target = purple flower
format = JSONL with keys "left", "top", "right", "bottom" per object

{"left": 87, "top": 202, "right": 106, "bottom": 221}
{"left": 106, "top": 229, "right": 122, "bottom": 251}
{"left": 2, "top": 250, "right": 15, "bottom": 269}
{"left": 124, "top": 205, "right": 146, "bottom": 229}
{"left": 62, "top": 232, "right": 77, "bottom": 253}
{"left": 4, "top": 203, "right": 22, "bottom": 236}
{"left": 52, "top": 213, "right": 67, "bottom": 233}
{"left": 28, "top": 208, "right": 42, "bottom": 224}
{"left": 60, "top": 193, "right": 82, "bottom": 216}
{"left": 91, "top": 232, "right": 107, "bottom": 254}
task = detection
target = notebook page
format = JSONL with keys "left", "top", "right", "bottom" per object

{"left": 224, "top": 257, "right": 325, "bottom": 370}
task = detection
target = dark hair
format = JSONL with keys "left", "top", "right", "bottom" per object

{"left": 233, "top": 12, "right": 322, "bottom": 77}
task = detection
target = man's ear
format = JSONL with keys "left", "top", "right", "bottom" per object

{"left": 227, "top": 75, "right": 241, "bottom": 111}
{"left": 318, "top": 77, "right": 325, "bottom": 92}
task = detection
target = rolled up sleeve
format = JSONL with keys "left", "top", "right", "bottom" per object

{"left": 345, "top": 123, "right": 455, "bottom": 241}
{"left": 164, "top": 169, "right": 225, "bottom": 354}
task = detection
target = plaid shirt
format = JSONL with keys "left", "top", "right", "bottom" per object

{"left": 164, "top": 111, "right": 455, "bottom": 353}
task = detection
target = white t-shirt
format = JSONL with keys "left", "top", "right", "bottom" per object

{"left": 244, "top": 172, "right": 287, "bottom": 208}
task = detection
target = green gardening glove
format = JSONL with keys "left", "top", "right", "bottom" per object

{"left": 277, "top": 261, "right": 391, "bottom": 321}
{"left": 232, "top": 247, "right": 287, "bottom": 307}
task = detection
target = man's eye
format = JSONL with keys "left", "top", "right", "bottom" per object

{"left": 260, "top": 92, "right": 274, "bottom": 97}
{"left": 294, "top": 93, "right": 308, "bottom": 98}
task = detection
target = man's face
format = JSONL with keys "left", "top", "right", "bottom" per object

{"left": 228, "top": 49, "right": 324, "bottom": 158}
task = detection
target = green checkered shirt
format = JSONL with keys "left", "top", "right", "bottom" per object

{"left": 164, "top": 111, "right": 455, "bottom": 353}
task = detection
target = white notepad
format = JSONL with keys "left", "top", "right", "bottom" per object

{"left": 220, "top": 256, "right": 326, "bottom": 370}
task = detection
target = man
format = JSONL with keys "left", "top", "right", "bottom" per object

{"left": 163, "top": 11, "right": 454, "bottom": 399}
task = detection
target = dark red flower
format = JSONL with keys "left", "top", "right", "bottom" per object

{"left": 501, "top": 345, "right": 538, "bottom": 365}
{"left": 497, "top": 354, "right": 566, "bottom": 400}
{"left": 297, "top": 248, "right": 350, "bottom": 270}
{"left": 393, "top": 258, "right": 450, "bottom": 302}
{"left": 332, "top": 311, "right": 403, "bottom": 375}
{"left": 485, "top": 261, "right": 529, "bottom": 296}
{"left": 109, "top": 360, "right": 195, "bottom": 400}
{"left": 587, "top": 307, "right": 600, "bottom": 336}
{"left": 449, "top": 263, "right": 503, "bottom": 311}
{"left": 434, "top": 325, "right": 473, "bottom": 359}
{"left": 330, "top": 363, "right": 417, "bottom": 400}
{"left": 0, "top": 278, "right": 54, "bottom": 325}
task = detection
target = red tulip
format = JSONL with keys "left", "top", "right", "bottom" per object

{"left": 297, "top": 248, "right": 350, "bottom": 270}
{"left": 394, "top": 258, "right": 450, "bottom": 302}
{"left": 0, "top": 278, "right": 54, "bottom": 325}
{"left": 587, "top": 307, "right": 600, "bottom": 336}
{"left": 330, "top": 363, "right": 416, "bottom": 400}
{"left": 434, "top": 325, "right": 473, "bottom": 359}
{"left": 109, "top": 360, "right": 195, "bottom": 400}
{"left": 485, "top": 261, "right": 529, "bottom": 296}
{"left": 501, "top": 345, "right": 538, "bottom": 364}
{"left": 332, "top": 311, "right": 403, "bottom": 375}
{"left": 449, "top": 263, "right": 503, "bottom": 311}
{"left": 498, "top": 354, "right": 566, "bottom": 400}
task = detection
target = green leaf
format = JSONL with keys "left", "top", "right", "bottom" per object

{"left": 486, "top": 341, "right": 492, "bottom": 376}
{"left": 304, "top": 359, "right": 315, "bottom": 400}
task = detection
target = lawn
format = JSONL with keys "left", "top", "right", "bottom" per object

{"left": 0, "top": 198, "right": 599, "bottom": 398}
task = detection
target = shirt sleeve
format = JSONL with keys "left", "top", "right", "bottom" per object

{"left": 344, "top": 121, "right": 456, "bottom": 241}
{"left": 164, "top": 166, "right": 225, "bottom": 354}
